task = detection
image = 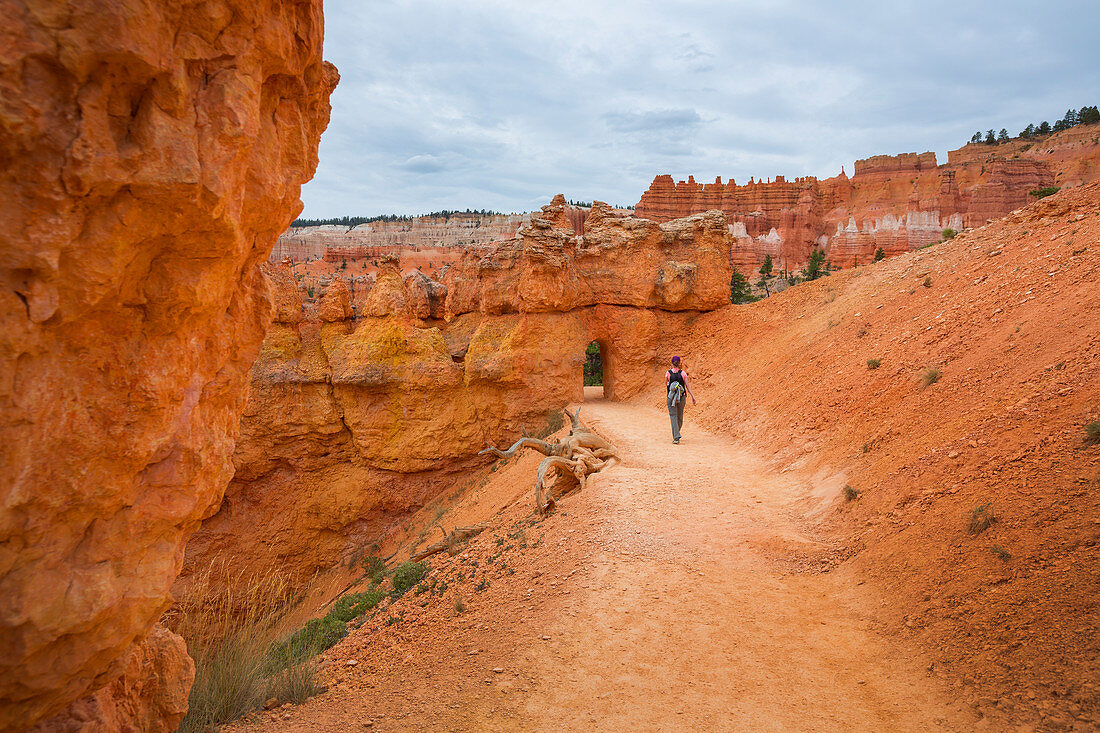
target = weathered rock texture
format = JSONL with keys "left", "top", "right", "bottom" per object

{"left": 0, "top": 2, "right": 336, "bottom": 730}
{"left": 635, "top": 127, "right": 1100, "bottom": 271}
{"left": 182, "top": 196, "right": 731, "bottom": 585}
{"left": 27, "top": 624, "right": 193, "bottom": 733}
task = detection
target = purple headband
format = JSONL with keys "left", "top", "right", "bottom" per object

{"left": 671, "top": 355, "right": 680, "bottom": 364}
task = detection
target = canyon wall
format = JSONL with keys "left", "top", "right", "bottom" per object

{"left": 0, "top": 2, "right": 336, "bottom": 730}
{"left": 270, "top": 213, "right": 528, "bottom": 262}
{"left": 636, "top": 126, "right": 1100, "bottom": 271}
{"left": 182, "top": 196, "right": 732, "bottom": 585}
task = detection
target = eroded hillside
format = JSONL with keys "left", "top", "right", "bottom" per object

{"left": 672, "top": 183, "right": 1100, "bottom": 726}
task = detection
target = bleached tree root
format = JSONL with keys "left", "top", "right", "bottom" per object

{"left": 482, "top": 407, "right": 619, "bottom": 515}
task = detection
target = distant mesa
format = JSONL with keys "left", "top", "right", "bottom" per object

{"left": 634, "top": 122, "right": 1100, "bottom": 271}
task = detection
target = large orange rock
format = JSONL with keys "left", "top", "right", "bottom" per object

{"left": 443, "top": 200, "right": 731, "bottom": 316}
{"left": 182, "top": 201, "right": 730, "bottom": 585}
{"left": 632, "top": 128, "right": 1100, "bottom": 270}
{"left": 27, "top": 624, "right": 193, "bottom": 733}
{"left": 0, "top": 2, "right": 336, "bottom": 730}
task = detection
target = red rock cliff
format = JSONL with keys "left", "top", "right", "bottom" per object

{"left": 633, "top": 132, "right": 1098, "bottom": 270}
{"left": 0, "top": 2, "right": 337, "bottom": 730}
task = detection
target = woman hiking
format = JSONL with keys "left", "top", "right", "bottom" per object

{"left": 665, "top": 355, "right": 696, "bottom": 444}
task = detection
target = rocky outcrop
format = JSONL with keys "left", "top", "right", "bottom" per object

{"left": 181, "top": 197, "right": 731, "bottom": 586}
{"left": 634, "top": 132, "right": 1096, "bottom": 270}
{"left": 27, "top": 625, "right": 193, "bottom": 733}
{"left": 0, "top": 2, "right": 336, "bottom": 730}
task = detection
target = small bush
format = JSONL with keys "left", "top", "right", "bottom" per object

{"left": 867, "top": 358, "right": 881, "bottom": 370}
{"left": 942, "top": 228, "right": 957, "bottom": 240}
{"left": 1029, "top": 186, "right": 1060, "bottom": 199}
{"left": 535, "top": 409, "right": 565, "bottom": 439}
{"left": 990, "top": 545, "right": 1011, "bottom": 561}
{"left": 873, "top": 247, "right": 886, "bottom": 262}
{"left": 862, "top": 440, "right": 875, "bottom": 454}
{"left": 1085, "top": 420, "right": 1100, "bottom": 444}
{"left": 921, "top": 367, "right": 941, "bottom": 389}
{"left": 361, "top": 554, "right": 386, "bottom": 583}
{"left": 843, "top": 485, "right": 859, "bottom": 501}
{"left": 454, "top": 596, "right": 467, "bottom": 614}
{"left": 391, "top": 561, "right": 428, "bottom": 596}
{"left": 475, "top": 579, "right": 489, "bottom": 592}
{"left": 968, "top": 503, "right": 997, "bottom": 535}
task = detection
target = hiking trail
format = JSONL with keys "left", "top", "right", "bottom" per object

{"left": 232, "top": 391, "right": 974, "bottom": 731}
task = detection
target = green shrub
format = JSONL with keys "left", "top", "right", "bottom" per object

{"left": 361, "top": 554, "right": 386, "bottom": 584}
{"left": 1085, "top": 421, "right": 1100, "bottom": 444}
{"left": 942, "top": 228, "right": 957, "bottom": 240}
{"left": 843, "top": 485, "right": 859, "bottom": 501}
{"left": 990, "top": 545, "right": 1011, "bottom": 561}
{"left": 1029, "top": 186, "right": 1060, "bottom": 199}
{"left": 921, "top": 367, "right": 941, "bottom": 389}
{"left": 391, "top": 561, "right": 428, "bottom": 596}
{"left": 730, "top": 271, "right": 757, "bottom": 304}
{"left": 873, "top": 247, "right": 886, "bottom": 262}
{"left": 454, "top": 596, "right": 466, "bottom": 614}
{"left": 867, "top": 358, "right": 881, "bottom": 370}
{"left": 968, "top": 503, "right": 997, "bottom": 535}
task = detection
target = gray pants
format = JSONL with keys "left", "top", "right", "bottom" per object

{"left": 667, "top": 391, "right": 686, "bottom": 441}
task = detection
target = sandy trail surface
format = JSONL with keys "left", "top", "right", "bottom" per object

{"left": 235, "top": 393, "right": 973, "bottom": 731}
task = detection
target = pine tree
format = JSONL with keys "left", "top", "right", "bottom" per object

{"left": 970, "top": 131, "right": 982, "bottom": 144}
{"left": 729, "top": 272, "right": 756, "bottom": 304}
{"left": 758, "top": 254, "right": 773, "bottom": 278}
{"left": 997, "top": 128, "right": 1009, "bottom": 143}
{"left": 873, "top": 247, "right": 886, "bottom": 262}
{"left": 803, "top": 248, "right": 827, "bottom": 280}
{"left": 1079, "top": 106, "right": 1100, "bottom": 125}
{"left": 1038, "top": 121, "right": 1051, "bottom": 134}
{"left": 984, "top": 129, "right": 996, "bottom": 144}
{"left": 1064, "top": 108, "right": 1078, "bottom": 126}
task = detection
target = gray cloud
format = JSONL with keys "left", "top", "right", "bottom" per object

{"left": 299, "top": 0, "right": 1100, "bottom": 218}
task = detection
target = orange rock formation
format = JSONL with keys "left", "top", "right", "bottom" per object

{"left": 635, "top": 126, "right": 1100, "bottom": 271}
{"left": 0, "top": 2, "right": 336, "bottom": 730}
{"left": 182, "top": 196, "right": 732, "bottom": 585}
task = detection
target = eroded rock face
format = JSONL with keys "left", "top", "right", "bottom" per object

{"left": 633, "top": 132, "right": 1096, "bottom": 270}
{"left": 182, "top": 199, "right": 731, "bottom": 585}
{"left": 27, "top": 624, "right": 193, "bottom": 733}
{"left": 0, "top": 2, "right": 336, "bottom": 730}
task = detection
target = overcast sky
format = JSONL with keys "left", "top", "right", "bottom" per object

{"left": 300, "top": 0, "right": 1100, "bottom": 218}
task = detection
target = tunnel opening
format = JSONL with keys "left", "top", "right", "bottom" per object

{"left": 583, "top": 340, "right": 605, "bottom": 400}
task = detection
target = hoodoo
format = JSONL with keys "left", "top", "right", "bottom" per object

{"left": 635, "top": 125, "right": 1100, "bottom": 271}
{"left": 0, "top": 2, "right": 336, "bottom": 730}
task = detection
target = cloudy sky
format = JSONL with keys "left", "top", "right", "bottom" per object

{"left": 301, "top": 0, "right": 1100, "bottom": 218}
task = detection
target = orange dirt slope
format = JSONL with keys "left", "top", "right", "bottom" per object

{"left": 672, "top": 183, "right": 1100, "bottom": 728}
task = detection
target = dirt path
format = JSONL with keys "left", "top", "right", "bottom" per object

{"left": 235, "top": 395, "right": 974, "bottom": 731}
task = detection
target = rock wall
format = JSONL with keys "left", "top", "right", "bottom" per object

{"left": 182, "top": 196, "right": 732, "bottom": 585}
{"left": 270, "top": 213, "right": 528, "bottom": 262}
{"left": 632, "top": 129, "right": 1100, "bottom": 270}
{"left": 0, "top": 2, "right": 336, "bottom": 730}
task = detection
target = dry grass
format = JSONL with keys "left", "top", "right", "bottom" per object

{"left": 167, "top": 562, "right": 324, "bottom": 733}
